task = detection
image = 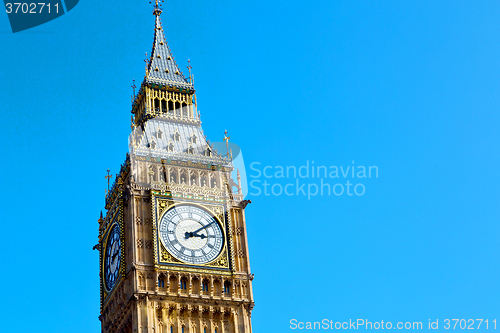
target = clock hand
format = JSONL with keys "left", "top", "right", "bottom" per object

{"left": 185, "top": 221, "right": 216, "bottom": 239}
{"left": 184, "top": 231, "right": 207, "bottom": 239}
{"left": 191, "top": 221, "right": 216, "bottom": 235}
{"left": 191, "top": 232, "right": 207, "bottom": 239}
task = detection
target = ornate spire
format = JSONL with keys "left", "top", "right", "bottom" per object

{"left": 144, "top": 2, "right": 193, "bottom": 90}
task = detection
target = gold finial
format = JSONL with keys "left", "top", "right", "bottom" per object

{"left": 223, "top": 130, "right": 230, "bottom": 157}
{"left": 131, "top": 78, "right": 136, "bottom": 96}
{"left": 150, "top": 0, "right": 163, "bottom": 16}
{"left": 144, "top": 53, "right": 149, "bottom": 75}
{"left": 105, "top": 168, "right": 112, "bottom": 191}
{"left": 187, "top": 59, "right": 193, "bottom": 83}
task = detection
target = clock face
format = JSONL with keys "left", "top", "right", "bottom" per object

{"left": 104, "top": 224, "right": 121, "bottom": 290}
{"left": 159, "top": 205, "right": 224, "bottom": 265}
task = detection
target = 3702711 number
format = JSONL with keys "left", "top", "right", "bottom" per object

{"left": 5, "top": 3, "right": 59, "bottom": 14}
{"left": 444, "top": 319, "right": 497, "bottom": 329}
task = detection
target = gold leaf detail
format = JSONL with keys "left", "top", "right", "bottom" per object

{"left": 160, "top": 245, "right": 182, "bottom": 263}
{"left": 211, "top": 253, "right": 228, "bottom": 268}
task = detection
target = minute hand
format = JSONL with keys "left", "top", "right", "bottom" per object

{"left": 192, "top": 221, "right": 216, "bottom": 235}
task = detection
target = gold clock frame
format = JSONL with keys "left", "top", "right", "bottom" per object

{"left": 151, "top": 194, "right": 233, "bottom": 273}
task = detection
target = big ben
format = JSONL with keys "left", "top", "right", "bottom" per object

{"left": 96, "top": 2, "right": 255, "bottom": 332}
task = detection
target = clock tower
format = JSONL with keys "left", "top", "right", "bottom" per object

{"left": 96, "top": 3, "right": 255, "bottom": 332}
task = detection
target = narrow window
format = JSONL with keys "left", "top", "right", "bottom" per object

{"left": 182, "top": 327, "right": 185, "bottom": 333}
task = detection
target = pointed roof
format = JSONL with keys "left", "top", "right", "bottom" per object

{"left": 145, "top": 8, "right": 193, "bottom": 90}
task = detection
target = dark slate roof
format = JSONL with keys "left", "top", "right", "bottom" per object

{"left": 145, "top": 15, "right": 194, "bottom": 90}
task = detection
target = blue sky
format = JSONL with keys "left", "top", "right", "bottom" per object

{"left": 1, "top": 0, "right": 499, "bottom": 332}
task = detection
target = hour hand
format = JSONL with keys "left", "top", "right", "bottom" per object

{"left": 185, "top": 231, "right": 206, "bottom": 239}
{"left": 191, "top": 232, "right": 207, "bottom": 239}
